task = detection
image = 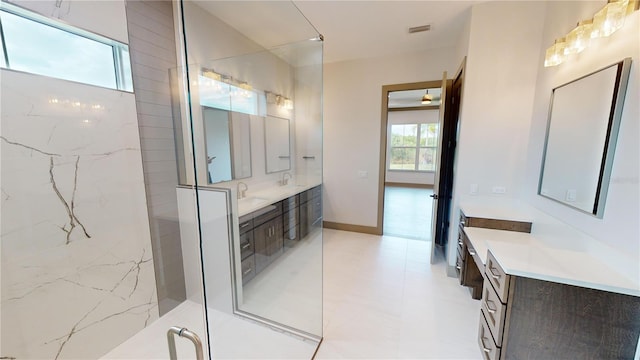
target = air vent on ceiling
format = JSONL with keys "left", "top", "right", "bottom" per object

{"left": 408, "top": 24, "right": 431, "bottom": 34}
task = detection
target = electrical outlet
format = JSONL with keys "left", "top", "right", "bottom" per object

{"left": 566, "top": 189, "right": 577, "bottom": 202}
{"left": 492, "top": 186, "right": 506, "bottom": 194}
{"left": 470, "top": 184, "right": 479, "bottom": 195}
{"left": 358, "top": 170, "right": 368, "bottom": 178}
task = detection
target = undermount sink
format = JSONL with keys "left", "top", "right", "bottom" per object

{"left": 238, "top": 196, "right": 268, "bottom": 206}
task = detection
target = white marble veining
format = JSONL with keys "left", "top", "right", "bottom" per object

{"left": 463, "top": 226, "right": 640, "bottom": 296}
{"left": 1, "top": 69, "right": 158, "bottom": 359}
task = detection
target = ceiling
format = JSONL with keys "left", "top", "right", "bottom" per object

{"left": 293, "top": 1, "right": 484, "bottom": 63}
{"left": 388, "top": 88, "right": 442, "bottom": 108}
{"left": 196, "top": 1, "right": 486, "bottom": 64}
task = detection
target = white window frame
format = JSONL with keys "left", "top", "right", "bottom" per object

{"left": 388, "top": 122, "right": 438, "bottom": 172}
{"left": 0, "top": 2, "right": 133, "bottom": 91}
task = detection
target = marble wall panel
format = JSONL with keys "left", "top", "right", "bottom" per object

{"left": 1, "top": 69, "right": 158, "bottom": 359}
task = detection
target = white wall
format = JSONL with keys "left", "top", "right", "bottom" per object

{"left": 323, "top": 48, "right": 458, "bottom": 227}
{"left": 447, "top": 1, "right": 547, "bottom": 265}
{"left": 524, "top": 3, "right": 640, "bottom": 259}
{"left": 385, "top": 110, "right": 439, "bottom": 185}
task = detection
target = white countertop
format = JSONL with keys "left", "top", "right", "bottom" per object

{"left": 237, "top": 182, "right": 321, "bottom": 217}
{"left": 460, "top": 199, "right": 534, "bottom": 223}
{"left": 463, "top": 226, "right": 640, "bottom": 297}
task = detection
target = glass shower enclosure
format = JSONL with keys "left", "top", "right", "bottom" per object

{"left": 173, "top": 0, "right": 324, "bottom": 356}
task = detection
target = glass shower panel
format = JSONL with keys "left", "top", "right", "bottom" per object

{"left": 176, "top": 0, "right": 324, "bottom": 356}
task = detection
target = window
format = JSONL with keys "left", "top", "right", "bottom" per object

{"left": 0, "top": 3, "right": 133, "bottom": 91}
{"left": 389, "top": 123, "right": 438, "bottom": 171}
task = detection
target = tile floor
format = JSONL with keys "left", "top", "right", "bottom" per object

{"left": 383, "top": 186, "right": 434, "bottom": 241}
{"left": 317, "top": 229, "right": 482, "bottom": 359}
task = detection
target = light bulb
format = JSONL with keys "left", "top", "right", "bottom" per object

{"left": 592, "top": 0, "right": 629, "bottom": 38}
{"left": 544, "top": 38, "right": 566, "bottom": 67}
{"left": 565, "top": 20, "right": 593, "bottom": 55}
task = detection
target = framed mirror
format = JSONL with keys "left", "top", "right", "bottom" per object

{"left": 538, "top": 58, "right": 631, "bottom": 217}
{"left": 264, "top": 115, "right": 291, "bottom": 173}
{"left": 203, "top": 107, "right": 252, "bottom": 183}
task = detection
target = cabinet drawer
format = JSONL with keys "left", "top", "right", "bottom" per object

{"left": 239, "top": 231, "right": 254, "bottom": 260}
{"left": 456, "top": 230, "right": 466, "bottom": 258}
{"left": 239, "top": 216, "right": 253, "bottom": 235}
{"left": 486, "top": 251, "right": 510, "bottom": 303}
{"left": 478, "top": 313, "right": 501, "bottom": 360}
{"left": 455, "top": 250, "right": 464, "bottom": 282}
{"left": 241, "top": 255, "right": 255, "bottom": 284}
{"left": 481, "top": 276, "right": 507, "bottom": 346}
{"left": 460, "top": 210, "right": 468, "bottom": 227}
{"left": 301, "top": 185, "right": 321, "bottom": 203}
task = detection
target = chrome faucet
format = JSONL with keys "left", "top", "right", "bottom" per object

{"left": 237, "top": 182, "right": 248, "bottom": 199}
{"left": 281, "top": 172, "right": 292, "bottom": 186}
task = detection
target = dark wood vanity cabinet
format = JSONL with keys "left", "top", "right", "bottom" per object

{"left": 478, "top": 251, "right": 640, "bottom": 360}
{"left": 238, "top": 216, "right": 255, "bottom": 284}
{"left": 252, "top": 202, "right": 283, "bottom": 273}
{"left": 300, "top": 185, "right": 322, "bottom": 238}
{"left": 239, "top": 185, "right": 322, "bottom": 284}
{"left": 457, "top": 210, "right": 531, "bottom": 300}
{"left": 457, "top": 228, "right": 483, "bottom": 299}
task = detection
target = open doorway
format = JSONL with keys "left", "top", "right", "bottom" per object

{"left": 378, "top": 63, "right": 464, "bottom": 262}
{"left": 378, "top": 80, "right": 442, "bottom": 243}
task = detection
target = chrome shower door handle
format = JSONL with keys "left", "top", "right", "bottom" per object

{"left": 167, "top": 326, "right": 204, "bottom": 360}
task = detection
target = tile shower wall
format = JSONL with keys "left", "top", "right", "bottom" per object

{"left": 125, "top": 0, "right": 186, "bottom": 316}
{"left": 0, "top": 1, "right": 158, "bottom": 359}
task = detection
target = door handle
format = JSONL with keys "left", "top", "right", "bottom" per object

{"left": 430, "top": 194, "right": 439, "bottom": 199}
{"left": 167, "top": 326, "right": 204, "bottom": 360}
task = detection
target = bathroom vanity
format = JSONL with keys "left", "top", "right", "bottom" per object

{"left": 457, "top": 204, "right": 640, "bottom": 359}
{"left": 237, "top": 184, "right": 322, "bottom": 284}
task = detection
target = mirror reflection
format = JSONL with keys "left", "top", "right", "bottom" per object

{"left": 265, "top": 115, "right": 291, "bottom": 173}
{"left": 203, "top": 107, "right": 252, "bottom": 183}
{"left": 539, "top": 58, "right": 631, "bottom": 216}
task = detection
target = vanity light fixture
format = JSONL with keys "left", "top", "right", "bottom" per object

{"left": 565, "top": 20, "right": 593, "bottom": 55}
{"left": 592, "top": 0, "right": 630, "bottom": 37}
{"left": 544, "top": 38, "right": 567, "bottom": 67}
{"left": 544, "top": 0, "right": 638, "bottom": 67}
{"left": 274, "top": 94, "right": 294, "bottom": 109}
{"left": 421, "top": 90, "right": 432, "bottom": 105}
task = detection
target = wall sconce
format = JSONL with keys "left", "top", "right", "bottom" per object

{"left": 544, "top": 0, "right": 638, "bottom": 67}
{"left": 267, "top": 91, "right": 293, "bottom": 110}
{"left": 276, "top": 95, "right": 293, "bottom": 110}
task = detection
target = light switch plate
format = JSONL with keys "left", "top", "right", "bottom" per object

{"left": 492, "top": 186, "right": 506, "bottom": 194}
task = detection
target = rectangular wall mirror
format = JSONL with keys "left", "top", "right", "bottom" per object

{"left": 203, "top": 107, "right": 252, "bottom": 183}
{"left": 538, "top": 58, "right": 631, "bottom": 217}
{"left": 264, "top": 115, "right": 291, "bottom": 173}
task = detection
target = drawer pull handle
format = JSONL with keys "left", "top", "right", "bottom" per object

{"left": 458, "top": 240, "right": 463, "bottom": 247}
{"left": 456, "top": 265, "right": 462, "bottom": 270}
{"left": 243, "top": 268, "right": 253, "bottom": 275}
{"left": 241, "top": 243, "right": 251, "bottom": 250}
{"left": 468, "top": 249, "right": 476, "bottom": 256}
{"left": 240, "top": 223, "right": 250, "bottom": 228}
{"left": 489, "top": 267, "right": 501, "bottom": 279}
{"left": 485, "top": 299, "right": 498, "bottom": 314}
{"left": 480, "top": 336, "right": 492, "bottom": 353}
